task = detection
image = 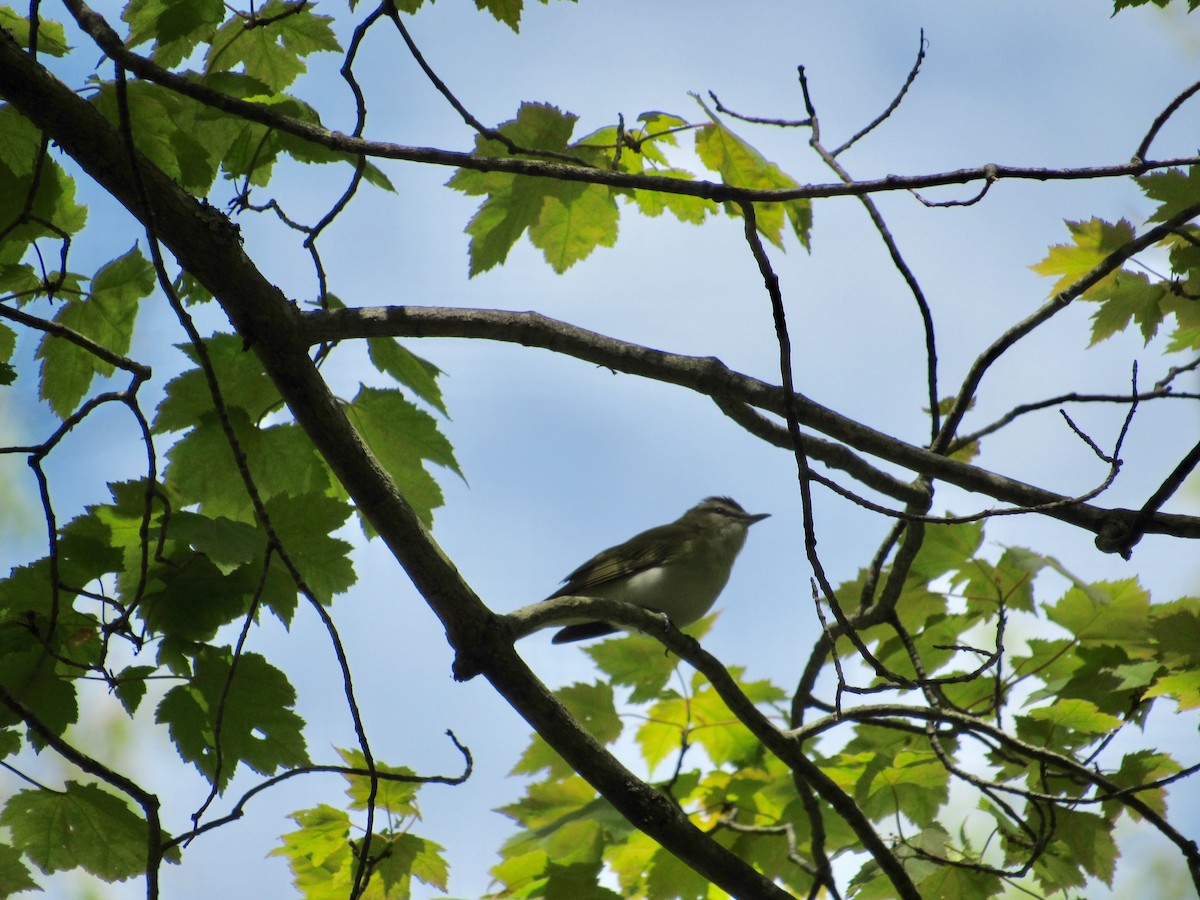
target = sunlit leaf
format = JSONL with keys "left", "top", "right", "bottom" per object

{"left": 1030, "top": 217, "right": 1135, "bottom": 297}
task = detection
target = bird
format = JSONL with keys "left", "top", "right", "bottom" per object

{"left": 545, "top": 496, "right": 769, "bottom": 644}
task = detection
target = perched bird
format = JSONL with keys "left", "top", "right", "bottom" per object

{"left": 546, "top": 496, "right": 769, "bottom": 644}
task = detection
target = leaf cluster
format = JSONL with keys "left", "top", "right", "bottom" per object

{"left": 0, "top": 3, "right": 459, "bottom": 890}
{"left": 447, "top": 102, "right": 810, "bottom": 275}
{"left": 491, "top": 525, "right": 1200, "bottom": 900}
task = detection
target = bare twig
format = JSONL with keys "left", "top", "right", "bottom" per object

{"left": 1155, "top": 353, "right": 1200, "bottom": 390}
{"left": 0, "top": 302, "right": 151, "bottom": 379}
{"left": 707, "top": 89, "right": 812, "bottom": 128}
{"left": 383, "top": 3, "right": 593, "bottom": 167}
{"left": 165, "top": 730, "right": 474, "bottom": 851}
{"left": 711, "top": 396, "right": 927, "bottom": 504}
{"left": 832, "top": 29, "right": 927, "bottom": 157}
{"left": 952, "top": 384, "right": 1199, "bottom": 451}
{"left": 910, "top": 168, "right": 997, "bottom": 208}
{"left": 1135, "top": 76, "right": 1200, "bottom": 162}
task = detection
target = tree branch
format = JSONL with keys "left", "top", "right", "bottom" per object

{"left": 56, "top": 0, "right": 1200, "bottom": 206}
{"left": 933, "top": 202, "right": 1200, "bottom": 454}
{"left": 304, "top": 304, "right": 1200, "bottom": 544}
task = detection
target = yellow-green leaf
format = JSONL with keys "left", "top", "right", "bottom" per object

{"left": 1029, "top": 217, "right": 1135, "bottom": 297}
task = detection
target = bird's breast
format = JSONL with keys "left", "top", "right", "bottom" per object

{"left": 589, "top": 553, "right": 733, "bottom": 627}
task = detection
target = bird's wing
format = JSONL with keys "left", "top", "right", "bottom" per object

{"left": 546, "top": 521, "right": 693, "bottom": 599}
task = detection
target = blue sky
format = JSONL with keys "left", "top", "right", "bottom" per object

{"left": 4, "top": 1, "right": 1200, "bottom": 897}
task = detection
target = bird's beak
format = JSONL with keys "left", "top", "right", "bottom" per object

{"left": 746, "top": 512, "right": 770, "bottom": 525}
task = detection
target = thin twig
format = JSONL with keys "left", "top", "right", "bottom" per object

{"left": 910, "top": 168, "right": 997, "bottom": 207}
{"left": 707, "top": 89, "right": 812, "bottom": 128}
{"left": 383, "top": 4, "right": 593, "bottom": 167}
{"left": 934, "top": 202, "right": 1200, "bottom": 455}
{"left": 951, "top": 384, "right": 1199, "bottom": 451}
{"left": 1135, "top": 76, "right": 1200, "bottom": 162}
{"left": 740, "top": 200, "right": 913, "bottom": 690}
{"left": 796, "top": 64, "right": 942, "bottom": 443}
{"left": 164, "top": 730, "right": 474, "bottom": 851}
{"left": 832, "top": 29, "right": 927, "bottom": 157}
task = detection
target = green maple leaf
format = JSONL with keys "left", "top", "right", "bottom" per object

{"left": 1029, "top": 217, "right": 1135, "bottom": 297}
{"left": 645, "top": 845, "right": 710, "bottom": 900}
{"left": 168, "top": 511, "right": 263, "bottom": 575}
{"left": 693, "top": 101, "right": 811, "bottom": 250}
{"left": 366, "top": 337, "right": 446, "bottom": 415}
{"left": 270, "top": 804, "right": 354, "bottom": 893}
{"left": 0, "top": 841, "right": 39, "bottom": 895}
{"left": 529, "top": 182, "right": 619, "bottom": 273}
{"left": 1138, "top": 166, "right": 1200, "bottom": 223}
{"left": 1045, "top": 578, "right": 1152, "bottom": 647}
{"left": 133, "top": 0, "right": 225, "bottom": 68}
{"left": 373, "top": 832, "right": 450, "bottom": 896}
{"left": 0, "top": 104, "right": 45, "bottom": 186}
{"left": 632, "top": 168, "right": 716, "bottom": 225}
{"left": 165, "top": 412, "right": 332, "bottom": 521}
{"left": 910, "top": 520, "right": 984, "bottom": 582}
{"left": 1054, "top": 808, "right": 1118, "bottom": 886}
{"left": 140, "top": 553, "right": 255, "bottom": 641}
{"left": 476, "top": 0, "right": 523, "bottom": 30}
{"left": 1150, "top": 600, "right": 1200, "bottom": 665}
{"left": 0, "top": 781, "right": 178, "bottom": 881}
{"left": 36, "top": 245, "right": 153, "bottom": 418}
{"left": 0, "top": 7, "right": 70, "bottom": 57}
{"left": 636, "top": 693, "right": 688, "bottom": 773}
{"left": 958, "top": 546, "right": 1037, "bottom": 615}
{"left": 342, "top": 385, "right": 459, "bottom": 526}
{"left": 262, "top": 492, "right": 355, "bottom": 604}
{"left": 1160, "top": 287, "right": 1200, "bottom": 351}
{"left": 0, "top": 629, "right": 79, "bottom": 743}
{"left": 156, "top": 647, "right": 308, "bottom": 790}
{"left": 513, "top": 683, "right": 621, "bottom": 778}
{"left": 92, "top": 82, "right": 218, "bottom": 193}
{"left": 1145, "top": 669, "right": 1200, "bottom": 710}
{"left": 336, "top": 748, "right": 421, "bottom": 817}
{"left": 498, "top": 776, "right": 598, "bottom": 832}
{"left": 1104, "top": 750, "right": 1180, "bottom": 818}
{"left": 449, "top": 102, "right": 624, "bottom": 274}
{"left": 1086, "top": 270, "right": 1168, "bottom": 345}
{"left": 585, "top": 615, "right": 713, "bottom": 703}
{"left": 205, "top": 0, "right": 340, "bottom": 92}
{"left": 0, "top": 320, "right": 14, "bottom": 386}
{"left": 916, "top": 865, "right": 1002, "bottom": 900}
{"left": 1025, "top": 698, "right": 1123, "bottom": 736}
{"left": 154, "top": 333, "right": 284, "bottom": 434}
{"left": 0, "top": 108, "right": 87, "bottom": 254}
{"left": 866, "top": 750, "right": 949, "bottom": 826}
{"left": 112, "top": 665, "right": 157, "bottom": 716}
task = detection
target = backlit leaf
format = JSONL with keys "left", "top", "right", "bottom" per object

{"left": 0, "top": 782, "right": 161, "bottom": 880}
{"left": 1030, "top": 217, "right": 1135, "bottom": 297}
{"left": 36, "top": 246, "right": 152, "bottom": 418}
